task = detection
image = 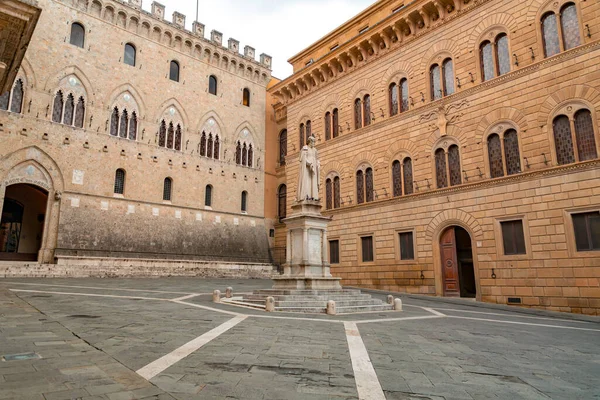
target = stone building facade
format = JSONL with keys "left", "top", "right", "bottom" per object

{"left": 0, "top": 0, "right": 274, "bottom": 276}
{"left": 268, "top": 0, "right": 600, "bottom": 314}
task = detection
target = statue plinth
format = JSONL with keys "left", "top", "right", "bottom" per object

{"left": 272, "top": 199, "right": 342, "bottom": 290}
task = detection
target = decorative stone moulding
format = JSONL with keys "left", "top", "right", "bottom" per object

{"left": 128, "top": 0, "right": 142, "bottom": 9}
{"left": 211, "top": 30, "right": 223, "bottom": 46}
{"left": 151, "top": 1, "right": 165, "bottom": 19}
{"left": 192, "top": 21, "right": 205, "bottom": 37}
{"left": 244, "top": 45, "right": 255, "bottom": 60}
{"left": 172, "top": 11, "right": 185, "bottom": 28}
{"left": 228, "top": 38, "right": 240, "bottom": 53}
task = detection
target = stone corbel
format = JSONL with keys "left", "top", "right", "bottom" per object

{"left": 368, "top": 40, "right": 380, "bottom": 57}
{"left": 418, "top": 10, "right": 430, "bottom": 29}
{"left": 434, "top": 0, "right": 446, "bottom": 20}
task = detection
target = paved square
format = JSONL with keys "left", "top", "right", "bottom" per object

{"left": 0, "top": 278, "right": 598, "bottom": 399}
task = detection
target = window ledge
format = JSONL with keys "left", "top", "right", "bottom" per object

{"left": 204, "top": 206, "right": 212, "bottom": 210}
{"left": 113, "top": 194, "right": 124, "bottom": 198}
{"left": 162, "top": 200, "right": 172, "bottom": 205}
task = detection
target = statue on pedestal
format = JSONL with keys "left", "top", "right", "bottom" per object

{"left": 296, "top": 136, "right": 320, "bottom": 202}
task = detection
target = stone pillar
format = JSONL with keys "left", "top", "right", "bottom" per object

{"left": 39, "top": 190, "right": 61, "bottom": 264}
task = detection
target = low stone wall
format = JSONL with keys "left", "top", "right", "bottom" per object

{"left": 0, "top": 257, "right": 275, "bottom": 278}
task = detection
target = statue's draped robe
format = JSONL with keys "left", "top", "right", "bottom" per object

{"left": 296, "top": 145, "right": 320, "bottom": 201}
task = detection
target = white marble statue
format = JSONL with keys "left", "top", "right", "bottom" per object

{"left": 297, "top": 136, "right": 320, "bottom": 201}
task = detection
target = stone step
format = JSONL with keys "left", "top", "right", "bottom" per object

{"left": 335, "top": 304, "right": 395, "bottom": 313}
{"left": 244, "top": 294, "right": 373, "bottom": 302}
{"left": 253, "top": 289, "right": 362, "bottom": 296}
{"left": 276, "top": 299, "right": 385, "bottom": 307}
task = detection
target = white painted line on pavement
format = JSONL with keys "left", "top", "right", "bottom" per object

{"left": 136, "top": 315, "right": 247, "bottom": 380}
{"left": 171, "top": 294, "right": 201, "bottom": 301}
{"left": 447, "top": 315, "right": 600, "bottom": 332}
{"left": 10, "top": 289, "right": 166, "bottom": 301}
{"left": 433, "top": 307, "right": 589, "bottom": 323}
{"left": 173, "top": 300, "right": 242, "bottom": 316}
{"left": 344, "top": 321, "right": 386, "bottom": 400}
{"left": 422, "top": 307, "right": 446, "bottom": 316}
{"left": 355, "top": 315, "right": 444, "bottom": 324}
{"left": 2, "top": 281, "right": 201, "bottom": 295}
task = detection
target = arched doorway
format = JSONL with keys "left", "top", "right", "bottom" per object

{"left": 0, "top": 184, "right": 49, "bottom": 261}
{"left": 440, "top": 226, "right": 476, "bottom": 298}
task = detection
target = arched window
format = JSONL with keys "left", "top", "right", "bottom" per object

{"left": 305, "top": 120, "right": 312, "bottom": 142}
{"left": 325, "top": 112, "right": 332, "bottom": 140}
{"left": 205, "top": 185, "right": 212, "bottom": 207}
{"left": 214, "top": 135, "right": 220, "bottom": 160}
{"left": 442, "top": 58, "right": 455, "bottom": 96}
{"left": 174, "top": 124, "right": 182, "bottom": 151}
{"left": 248, "top": 145, "right": 253, "bottom": 168}
{"left": 52, "top": 91, "right": 64, "bottom": 123}
{"left": 561, "top": 3, "right": 581, "bottom": 51}
{"left": 241, "top": 191, "right": 248, "bottom": 212}
{"left": 0, "top": 90, "right": 8, "bottom": 110}
{"left": 74, "top": 97, "right": 85, "bottom": 128}
{"left": 354, "top": 98, "right": 362, "bottom": 129}
{"left": 242, "top": 88, "right": 250, "bottom": 106}
{"left": 207, "top": 134, "right": 213, "bottom": 158}
{"left": 356, "top": 170, "right": 364, "bottom": 204}
{"left": 326, "top": 178, "right": 333, "bottom": 210}
{"left": 363, "top": 95, "right": 371, "bottom": 127}
{"left": 392, "top": 160, "right": 402, "bottom": 197}
{"left": 70, "top": 22, "right": 85, "bottom": 48}
{"left": 235, "top": 141, "right": 241, "bottom": 165}
{"left": 242, "top": 143, "right": 248, "bottom": 166}
{"left": 496, "top": 34, "right": 510, "bottom": 76}
{"left": 63, "top": 94, "right": 74, "bottom": 126}
{"left": 129, "top": 112, "right": 137, "bottom": 140}
{"left": 480, "top": 41, "right": 494, "bottom": 82}
{"left": 278, "top": 185, "right": 287, "bottom": 221}
{"left": 333, "top": 176, "right": 341, "bottom": 208}
{"left": 158, "top": 120, "right": 166, "bottom": 147}
{"left": 9, "top": 79, "right": 23, "bottom": 113}
{"left": 299, "top": 123, "right": 305, "bottom": 148}
{"left": 504, "top": 129, "right": 521, "bottom": 175}
{"left": 448, "top": 145, "right": 461, "bottom": 186}
{"left": 163, "top": 178, "right": 172, "bottom": 201}
{"left": 553, "top": 115, "right": 575, "bottom": 165}
{"left": 119, "top": 109, "right": 128, "bottom": 138}
{"left": 389, "top": 82, "right": 398, "bottom": 117}
{"left": 487, "top": 134, "right": 503, "bottom": 178}
{"left": 399, "top": 79, "right": 409, "bottom": 113}
{"left": 574, "top": 109, "right": 598, "bottom": 161}
{"left": 208, "top": 75, "right": 218, "bottom": 95}
{"left": 542, "top": 12, "right": 560, "bottom": 57}
{"left": 403, "top": 158, "right": 413, "bottom": 195}
{"left": 114, "top": 169, "right": 125, "bottom": 194}
{"left": 166, "top": 122, "right": 174, "bottom": 148}
{"left": 200, "top": 132, "right": 207, "bottom": 156}
{"left": 332, "top": 108, "right": 339, "bottom": 138}
{"left": 169, "top": 60, "right": 180, "bottom": 82}
{"left": 279, "top": 129, "right": 287, "bottom": 166}
{"left": 365, "top": 168, "right": 374, "bottom": 202}
{"left": 430, "top": 64, "right": 442, "bottom": 100}
{"left": 124, "top": 43, "right": 136, "bottom": 66}
{"left": 435, "top": 148, "right": 447, "bottom": 188}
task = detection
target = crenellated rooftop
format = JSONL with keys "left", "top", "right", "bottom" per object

{"left": 69, "top": 0, "right": 272, "bottom": 76}
{"left": 270, "top": 0, "right": 475, "bottom": 104}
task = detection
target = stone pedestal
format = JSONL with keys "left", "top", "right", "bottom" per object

{"left": 272, "top": 200, "right": 341, "bottom": 290}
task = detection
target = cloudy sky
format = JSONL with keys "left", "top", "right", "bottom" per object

{"left": 144, "top": 0, "right": 373, "bottom": 79}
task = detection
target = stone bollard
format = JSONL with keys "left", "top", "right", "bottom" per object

{"left": 212, "top": 289, "right": 221, "bottom": 303}
{"left": 226, "top": 287, "right": 233, "bottom": 298}
{"left": 394, "top": 298, "right": 403, "bottom": 311}
{"left": 265, "top": 296, "right": 275, "bottom": 312}
{"left": 387, "top": 295, "right": 394, "bottom": 305}
{"left": 326, "top": 300, "right": 336, "bottom": 315}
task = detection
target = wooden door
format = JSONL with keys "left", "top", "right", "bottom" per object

{"left": 440, "top": 227, "right": 460, "bottom": 297}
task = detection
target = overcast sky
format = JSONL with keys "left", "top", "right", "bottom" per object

{"left": 145, "top": 0, "right": 373, "bottom": 79}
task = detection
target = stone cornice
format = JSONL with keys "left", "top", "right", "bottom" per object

{"left": 322, "top": 159, "right": 600, "bottom": 217}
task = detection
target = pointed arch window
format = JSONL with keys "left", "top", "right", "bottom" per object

{"left": 236, "top": 141, "right": 241, "bottom": 164}
{"left": 0, "top": 90, "right": 8, "bottom": 111}
{"left": 74, "top": 97, "right": 85, "bottom": 128}
{"left": 128, "top": 112, "right": 137, "bottom": 140}
{"left": 163, "top": 178, "right": 172, "bottom": 201}
{"left": 119, "top": 109, "right": 128, "bottom": 138}
{"left": 242, "top": 143, "right": 248, "bottom": 166}
{"left": 157, "top": 119, "right": 182, "bottom": 150}
{"left": 158, "top": 120, "right": 166, "bottom": 147}
{"left": 248, "top": 145, "right": 253, "bottom": 168}
{"left": 63, "top": 94, "right": 75, "bottom": 126}
{"left": 214, "top": 135, "right": 220, "bottom": 160}
{"left": 205, "top": 185, "right": 213, "bottom": 207}
{"left": 200, "top": 132, "right": 207, "bottom": 156}
{"left": 208, "top": 75, "right": 218, "bottom": 95}
{"left": 70, "top": 22, "right": 85, "bottom": 48}
{"left": 110, "top": 108, "right": 120, "bottom": 137}
{"left": 561, "top": 3, "right": 581, "bottom": 51}
{"left": 241, "top": 191, "right": 248, "bottom": 212}
{"left": 278, "top": 185, "right": 287, "bottom": 221}
{"left": 124, "top": 43, "right": 136, "bottom": 66}
{"left": 207, "top": 134, "right": 213, "bottom": 158}
{"left": 242, "top": 88, "right": 250, "bottom": 106}
{"left": 52, "top": 91, "right": 64, "bottom": 123}
{"left": 279, "top": 129, "right": 287, "bottom": 166}
{"left": 1, "top": 79, "right": 25, "bottom": 114}
{"left": 174, "top": 124, "right": 182, "bottom": 151}
{"left": 114, "top": 169, "right": 125, "bottom": 195}
{"left": 166, "top": 122, "right": 174, "bottom": 148}
{"left": 169, "top": 60, "right": 180, "bottom": 82}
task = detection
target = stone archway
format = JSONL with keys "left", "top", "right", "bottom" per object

{"left": 0, "top": 148, "right": 64, "bottom": 263}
